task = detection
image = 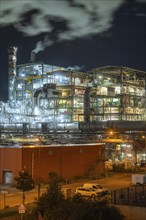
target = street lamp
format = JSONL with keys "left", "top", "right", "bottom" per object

{"left": 142, "top": 136, "right": 146, "bottom": 148}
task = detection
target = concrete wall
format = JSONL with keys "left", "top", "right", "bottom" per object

{"left": 0, "top": 148, "right": 22, "bottom": 184}
{"left": 22, "top": 144, "right": 105, "bottom": 183}
{"left": 0, "top": 143, "right": 105, "bottom": 184}
{"left": 117, "top": 205, "right": 146, "bottom": 220}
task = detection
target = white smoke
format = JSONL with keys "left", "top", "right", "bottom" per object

{"left": 67, "top": 65, "right": 84, "bottom": 71}
{"left": 0, "top": 0, "right": 145, "bottom": 53}
{"left": 32, "top": 36, "right": 54, "bottom": 53}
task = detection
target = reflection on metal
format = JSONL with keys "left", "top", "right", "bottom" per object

{"left": 79, "top": 121, "right": 146, "bottom": 132}
{"left": 0, "top": 47, "right": 146, "bottom": 146}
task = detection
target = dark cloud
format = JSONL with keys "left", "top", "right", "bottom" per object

{"left": 0, "top": 0, "right": 125, "bottom": 52}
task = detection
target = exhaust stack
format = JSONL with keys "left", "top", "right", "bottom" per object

{"left": 31, "top": 51, "right": 36, "bottom": 63}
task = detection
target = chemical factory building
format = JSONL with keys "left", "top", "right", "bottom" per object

{"left": 0, "top": 46, "right": 146, "bottom": 184}
{"left": 0, "top": 46, "right": 146, "bottom": 136}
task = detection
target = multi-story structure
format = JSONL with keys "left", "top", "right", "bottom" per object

{"left": 0, "top": 47, "right": 146, "bottom": 174}
{"left": 0, "top": 47, "right": 146, "bottom": 134}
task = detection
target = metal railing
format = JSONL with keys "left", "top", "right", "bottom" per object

{"left": 111, "top": 185, "right": 146, "bottom": 207}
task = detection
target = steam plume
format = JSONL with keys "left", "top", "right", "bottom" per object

{"left": 0, "top": 0, "right": 144, "bottom": 53}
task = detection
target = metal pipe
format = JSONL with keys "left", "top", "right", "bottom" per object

{"left": 79, "top": 121, "right": 146, "bottom": 131}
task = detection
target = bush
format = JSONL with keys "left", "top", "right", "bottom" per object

{"left": 25, "top": 179, "right": 125, "bottom": 220}
{"left": 113, "top": 164, "right": 125, "bottom": 172}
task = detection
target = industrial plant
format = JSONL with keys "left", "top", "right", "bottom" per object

{"left": 0, "top": 46, "right": 146, "bottom": 183}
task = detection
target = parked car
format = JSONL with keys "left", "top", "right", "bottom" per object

{"left": 131, "top": 174, "right": 146, "bottom": 185}
{"left": 83, "top": 183, "right": 108, "bottom": 195}
{"left": 75, "top": 187, "right": 101, "bottom": 198}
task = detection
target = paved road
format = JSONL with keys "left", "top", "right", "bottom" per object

{"left": 62, "top": 173, "right": 131, "bottom": 197}
{"left": 0, "top": 188, "right": 46, "bottom": 209}
{"left": 0, "top": 173, "right": 131, "bottom": 209}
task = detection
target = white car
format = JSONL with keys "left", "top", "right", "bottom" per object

{"left": 132, "top": 174, "right": 146, "bottom": 185}
{"left": 75, "top": 187, "right": 101, "bottom": 198}
{"left": 83, "top": 183, "right": 108, "bottom": 195}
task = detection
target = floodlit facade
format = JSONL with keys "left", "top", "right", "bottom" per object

{"left": 0, "top": 46, "right": 146, "bottom": 184}
{"left": 0, "top": 46, "right": 146, "bottom": 138}
{"left": 89, "top": 66, "right": 146, "bottom": 121}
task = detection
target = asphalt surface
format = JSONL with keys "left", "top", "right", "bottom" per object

{"left": 0, "top": 173, "right": 132, "bottom": 209}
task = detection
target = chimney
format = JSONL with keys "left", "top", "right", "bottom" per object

{"left": 31, "top": 51, "right": 36, "bottom": 63}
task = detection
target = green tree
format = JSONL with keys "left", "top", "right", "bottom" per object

{"left": 48, "top": 171, "right": 63, "bottom": 184}
{"left": 15, "top": 170, "right": 34, "bottom": 204}
{"left": 37, "top": 176, "right": 64, "bottom": 210}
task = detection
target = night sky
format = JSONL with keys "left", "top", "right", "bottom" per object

{"left": 0, "top": 0, "right": 146, "bottom": 101}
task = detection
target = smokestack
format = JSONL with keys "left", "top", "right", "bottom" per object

{"left": 8, "top": 46, "right": 17, "bottom": 101}
{"left": 8, "top": 46, "right": 17, "bottom": 77}
{"left": 31, "top": 51, "right": 36, "bottom": 63}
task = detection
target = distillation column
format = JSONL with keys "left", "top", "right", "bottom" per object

{"left": 8, "top": 46, "right": 17, "bottom": 102}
